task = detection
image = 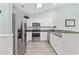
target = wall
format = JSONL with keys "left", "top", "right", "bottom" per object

{"left": 0, "top": 3, "right": 12, "bottom": 34}
{"left": 30, "top": 4, "right": 79, "bottom": 29}
{"left": 0, "top": 3, "right": 13, "bottom": 55}
{"left": 76, "top": 4, "right": 79, "bottom": 28}
{"left": 51, "top": 4, "right": 78, "bottom": 29}
{"left": 0, "top": 36, "right": 13, "bottom": 55}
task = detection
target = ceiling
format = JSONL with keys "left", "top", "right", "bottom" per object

{"left": 13, "top": 3, "right": 69, "bottom": 15}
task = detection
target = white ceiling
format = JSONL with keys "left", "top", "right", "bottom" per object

{"left": 13, "top": 3, "right": 69, "bottom": 15}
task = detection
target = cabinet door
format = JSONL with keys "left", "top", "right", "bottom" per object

{"left": 49, "top": 33, "right": 65, "bottom": 55}
{"left": 50, "top": 34, "right": 54, "bottom": 47}
{"left": 54, "top": 37, "right": 65, "bottom": 55}
{"left": 62, "top": 34, "right": 79, "bottom": 55}
{"left": 51, "top": 35, "right": 61, "bottom": 54}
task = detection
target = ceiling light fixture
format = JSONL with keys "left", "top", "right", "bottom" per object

{"left": 37, "top": 3, "right": 42, "bottom": 8}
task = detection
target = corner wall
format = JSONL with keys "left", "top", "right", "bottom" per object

{"left": 0, "top": 3, "right": 13, "bottom": 55}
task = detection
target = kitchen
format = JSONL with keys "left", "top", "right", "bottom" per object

{"left": 0, "top": 3, "right": 79, "bottom": 55}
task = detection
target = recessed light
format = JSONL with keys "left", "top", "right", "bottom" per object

{"left": 37, "top": 3, "right": 42, "bottom": 8}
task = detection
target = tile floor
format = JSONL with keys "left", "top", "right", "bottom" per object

{"left": 25, "top": 41, "right": 57, "bottom": 55}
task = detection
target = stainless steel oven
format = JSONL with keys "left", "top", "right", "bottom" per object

{"left": 32, "top": 23, "right": 40, "bottom": 41}
{"left": 32, "top": 32, "right": 40, "bottom": 38}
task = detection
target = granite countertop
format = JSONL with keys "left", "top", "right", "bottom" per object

{"left": 27, "top": 26, "right": 79, "bottom": 33}
{"left": 50, "top": 28, "right": 79, "bottom": 38}
{"left": 51, "top": 28, "right": 79, "bottom": 33}
{"left": 51, "top": 32, "right": 62, "bottom": 38}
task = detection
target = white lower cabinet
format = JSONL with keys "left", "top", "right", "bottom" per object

{"left": 50, "top": 33, "right": 65, "bottom": 55}
{"left": 27, "top": 32, "right": 32, "bottom": 43}
{"left": 50, "top": 33, "right": 79, "bottom": 55}
{"left": 62, "top": 34, "right": 79, "bottom": 55}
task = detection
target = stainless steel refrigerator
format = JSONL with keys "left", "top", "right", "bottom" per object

{"left": 12, "top": 13, "right": 27, "bottom": 55}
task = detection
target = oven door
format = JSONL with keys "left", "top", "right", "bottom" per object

{"left": 32, "top": 32, "right": 40, "bottom": 41}
{"left": 32, "top": 33, "right": 40, "bottom": 37}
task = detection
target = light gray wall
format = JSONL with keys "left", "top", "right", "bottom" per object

{"left": 0, "top": 3, "right": 13, "bottom": 55}
{"left": 76, "top": 4, "right": 79, "bottom": 27}
{"left": 30, "top": 4, "right": 79, "bottom": 29}
{"left": 0, "top": 3, "right": 12, "bottom": 34}
{"left": 51, "top": 4, "right": 78, "bottom": 29}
